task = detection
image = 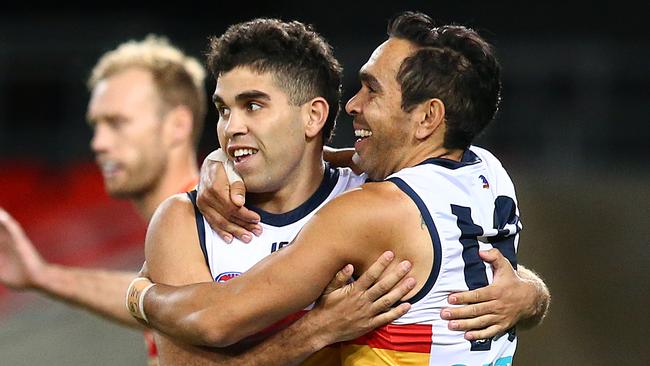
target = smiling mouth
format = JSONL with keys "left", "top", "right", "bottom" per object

{"left": 98, "top": 160, "right": 120, "bottom": 177}
{"left": 354, "top": 129, "right": 372, "bottom": 140}
{"left": 232, "top": 148, "right": 259, "bottom": 163}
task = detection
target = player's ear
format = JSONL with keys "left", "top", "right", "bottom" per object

{"left": 414, "top": 98, "right": 445, "bottom": 140}
{"left": 163, "top": 105, "right": 194, "bottom": 147}
{"left": 303, "top": 97, "right": 329, "bottom": 139}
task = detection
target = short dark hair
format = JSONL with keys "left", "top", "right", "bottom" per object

{"left": 207, "top": 18, "right": 342, "bottom": 143}
{"left": 387, "top": 11, "right": 502, "bottom": 150}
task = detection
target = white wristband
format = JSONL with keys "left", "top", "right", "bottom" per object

{"left": 138, "top": 283, "right": 155, "bottom": 323}
{"left": 126, "top": 277, "right": 156, "bottom": 324}
{"left": 206, "top": 148, "right": 243, "bottom": 184}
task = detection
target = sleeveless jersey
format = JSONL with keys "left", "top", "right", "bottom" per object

{"left": 189, "top": 165, "right": 366, "bottom": 365}
{"left": 341, "top": 146, "right": 521, "bottom": 366}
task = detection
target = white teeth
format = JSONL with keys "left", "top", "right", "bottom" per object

{"left": 354, "top": 129, "right": 372, "bottom": 138}
{"left": 233, "top": 148, "right": 258, "bottom": 157}
{"left": 100, "top": 161, "right": 118, "bottom": 174}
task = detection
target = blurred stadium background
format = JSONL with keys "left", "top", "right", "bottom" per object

{"left": 0, "top": 2, "right": 648, "bottom": 365}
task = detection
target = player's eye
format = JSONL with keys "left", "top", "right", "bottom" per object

{"left": 247, "top": 102, "right": 262, "bottom": 112}
{"left": 217, "top": 106, "right": 230, "bottom": 118}
{"left": 107, "top": 117, "right": 128, "bottom": 129}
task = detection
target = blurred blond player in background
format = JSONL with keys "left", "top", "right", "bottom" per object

{"left": 0, "top": 35, "right": 205, "bottom": 364}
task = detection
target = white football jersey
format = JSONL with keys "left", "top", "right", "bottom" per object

{"left": 341, "top": 146, "right": 521, "bottom": 366}
{"left": 187, "top": 165, "right": 366, "bottom": 366}
{"left": 189, "top": 166, "right": 366, "bottom": 282}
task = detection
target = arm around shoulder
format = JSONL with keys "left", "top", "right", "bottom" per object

{"left": 140, "top": 182, "right": 404, "bottom": 347}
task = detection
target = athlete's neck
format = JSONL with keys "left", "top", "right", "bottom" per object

{"left": 247, "top": 151, "right": 325, "bottom": 214}
{"left": 373, "top": 144, "right": 464, "bottom": 181}
{"left": 427, "top": 146, "right": 464, "bottom": 162}
{"left": 406, "top": 127, "right": 464, "bottom": 168}
{"left": 134, "top": 149, "right": 199, "bottom": 221}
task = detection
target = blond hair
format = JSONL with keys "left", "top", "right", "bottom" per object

{"left": 89, "top": 35, "right": 207, "bottom": 146}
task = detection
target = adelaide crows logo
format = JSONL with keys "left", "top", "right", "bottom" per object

{"left": 215, "top": 271, "right": 242, "bottom": 283}
{"left": 479, "top": 175, "right": 490, "bottom": 189}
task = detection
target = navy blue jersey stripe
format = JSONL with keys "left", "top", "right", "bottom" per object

{"left": 246, "top": 164, "right": 340, "bottom": 227}
{"left": 491, "top": 196, "right": 519, "bottom": 269}
{"left": 416, "top": 149, "right": 482, "bottom": 170}
{"left": 451, "top": 204, "right": 490, "bottom": 291}
{"left": 387, "top": 177, "right": 442, "bottom": 305}
{"left": 187, "top": 190, "right": 209, "bottom": 267}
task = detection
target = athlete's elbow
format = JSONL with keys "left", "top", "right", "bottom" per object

{"left": 187, "top": 313, "right": 240, "bottom": 347}
{"left": 198, "top": 327, "right": 233, "bottom": 347}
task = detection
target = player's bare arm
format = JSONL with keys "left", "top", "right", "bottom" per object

{"left": 514, "top": 265, "right": 550, "bottom": 328}
{"left": 139, "top": 182, "right": 424, "bottom": 347}
{"left": 197, "top": 160, "right": 551, "bottom": 342}
{"left": 142, "top": 193, "right": 223, "bottom": 365}
{"left": 201, "top": 254, "right": 415, "bottom": 366}
{"left": 144, "top": 193, "right": 312, "bottom": 365}
{"left": 0, "top": 208, "right": 142, "bottom": 328}
{"left": 141, "top": 193, "right": 416, "bottom": 365}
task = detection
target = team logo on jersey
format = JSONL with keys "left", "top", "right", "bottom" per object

{"left": 215, "top": 271, "right": 242, "bottom": 283}
{"left": 479, "top": 175, "right": 490, "bottom": 189}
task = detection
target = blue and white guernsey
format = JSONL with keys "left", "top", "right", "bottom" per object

{"left": 188, "top": 165, "right": 366, "bottom": 366}
{"left": 341, "top": 146, "right": 521, "bottom": 366}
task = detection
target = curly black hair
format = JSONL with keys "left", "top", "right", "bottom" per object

{"left": 207, "top": 19, "right": 342, "bottom": 143}
{"left": 388, "top": 11, "right": 502, "bottom": 150}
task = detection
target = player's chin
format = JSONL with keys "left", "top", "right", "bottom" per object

{"left": 105, "top": 183, "right": 136, "bottom": 199}
{"left": 355, "top": 156, "right": 374, "bottom": 175}
{"left": 244, "top": 173, "right": 282, "bottom": 194}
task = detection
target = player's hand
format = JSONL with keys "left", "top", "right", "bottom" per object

{"left": 441, "top": 248, "right": 536, "bottom": 340}
{"left": 0, "top": 208, "right": 45, "bottom": 289}
{"left": 309, "top": 251, "right": 415, "bottom": 344}
{"left": 197, "top": 157, "right": 261, "bottom": 243}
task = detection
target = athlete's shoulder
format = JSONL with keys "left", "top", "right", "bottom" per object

{"left": 152, "top": 193, "right": 195, "bottom": 224}
{"left": 301, "top": 180, "right": 412, "bottom": 253}
{"left": 341, "top": 179, "right": 404, "bottom": 200}
{"left": 359, "top": 180, "right": 406, "bottom": 197}
{"left": 145, "top": 193, "right": 203, "bottom": 268}
{"left": 469, "top": 145, "right": 519, "bottom": 199}
{"left": 315, "top": 180, "right": 409, "bottom": 222}
{"left": 146, "top": 193, "right": 212, "bottom": 284}
{"left": 469, "top": 145, "right": 505, "bottom": 169}
{"left": 146, "top": 193, "right": 197, "bottom": 252}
